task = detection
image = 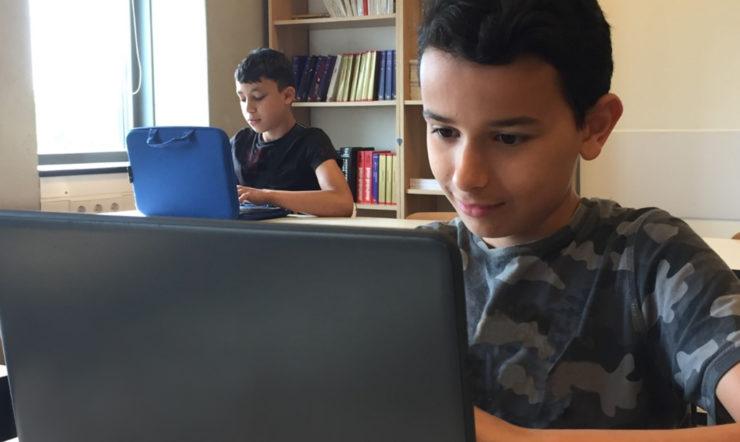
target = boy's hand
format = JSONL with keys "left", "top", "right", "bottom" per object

{"left": 237, "top": 185, "right": 271, "bottom": 205}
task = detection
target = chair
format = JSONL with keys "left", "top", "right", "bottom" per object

{"left": 406, "top": 211, "right": 457, "bottom": 222}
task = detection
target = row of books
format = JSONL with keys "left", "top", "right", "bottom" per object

{"left": 338, "top": 147, "right": 397, "bottom": 205}
{"left": 322, "top": 0, "right": 394, "bottom": 17}
{"left": 293, "top": 50, "right": 396, "bottom": 103}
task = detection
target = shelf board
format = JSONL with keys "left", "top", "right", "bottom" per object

{"left": 356, "top": 203, "right": 398, "bottom": 211}
{"left": 293, "top": 101, "right": 396, "bottom": 108}
{"left": 274, "top": 14, "right": 395, "bottom": 30}
{"left": 406, "top": 188, "right": 444, "bottom": 196}
{"left": 404, "top": 100, "right": 423, "bottom": 106}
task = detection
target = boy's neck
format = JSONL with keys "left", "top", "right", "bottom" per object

{"left": 261, "top": 114, "right": 297, "bottom": 143}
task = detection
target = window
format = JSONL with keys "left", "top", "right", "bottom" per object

{"left": 29, "top": 0, "right": 208, "bottom": 165}
{"left": 151, "top": 0, "right": 209, "bottom": 126}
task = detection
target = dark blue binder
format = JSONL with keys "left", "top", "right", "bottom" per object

{"left": 126, "top": 126, "right": 289, "bottom": 220}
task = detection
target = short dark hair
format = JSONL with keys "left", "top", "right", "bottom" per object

{"left": 234, "top": 48, "right": 295, "bottom": 90}
{"left": 417, "top": 0, "right": 613, "bottom": 127}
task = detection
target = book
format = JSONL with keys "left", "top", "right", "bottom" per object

{"left": 295, "top": 55, "right": 318, "bottom": 102}
{"left": 349, "top": 51, "right": 367, "bottom": 101}
{"left": 377, "top": 50, "right": 386, "bottom": 101}
{"left": 365, "top": 50, "right": 378, "bottom": 101}
{"left": 371, "top": 151, "right": 380, "bottom": 204}
{"left": 362, "top": 150, "right": 374, "bottom": 203}
{"left": 324, "top": 54, "right": 343, "bottom": 102}
{"left": 307, "top": 55, "right": 328, "bottom": 102}
{"left": 390, "top": 49, "right": 396, "bottom": 100}
{"left": 371, "top": 150, "right": 391, "bottom": 204}
{"left": 343, "top": 0, "right": 355, "bottom": 16}
{"left": 341, "top": 53, "right": 357, "bottom": 102}
{"left": 383, "top": 50, "right": 393, "bottom": 100}
{"left": 339, "top": 147, "right": 373, "bottom": 202}
{"left": 335, "top": 53, "right": 352, "bottom": 102}
{"left": 389, "top": 153, "right": 397, "bottom": 204}
{"left": 348, "top": 51, "right": 364, "bottom": 102}
{"left": 322, "top": 0, "right": 346, "bottom": 17}
{"left": 292, "top": 55, "right": 308, "bottom": 92}
{"left": 378, "top": 152, "right": 388, "bottom": 204}
{"left": 316, "top": 55, "right": 336, "bottom": 101}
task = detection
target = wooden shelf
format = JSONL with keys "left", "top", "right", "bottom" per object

{"left": 356, "top": 203, "right": 399, "bottom": 211}
{"left": 274, "top": 14, "right": 395, "bottom": 30}
{"left": 293, "top": 101, "right": 396, "bottom": 108}
{"left": 404, "top": 100, "right": 423, "bottom": 106}
{"left": 407, "top": 188, "right": 444, "bottom": 196}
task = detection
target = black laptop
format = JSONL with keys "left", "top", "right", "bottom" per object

{"left": 0, "top": 210, "right": 473, "bottom": 442}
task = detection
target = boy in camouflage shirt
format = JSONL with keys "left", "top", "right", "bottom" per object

{"left": 417, "top": 0, "right": 740, "bottom": 440}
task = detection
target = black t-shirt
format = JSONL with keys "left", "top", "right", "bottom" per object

{"left": 230, "top": 124, "right": 338, "bottom": 191}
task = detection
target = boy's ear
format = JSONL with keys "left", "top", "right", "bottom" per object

{"left": 282, "top": 86, "right": 296, "bottom": 104}
{"left": 580, "top": 93, "right": 623, "bottom": 161}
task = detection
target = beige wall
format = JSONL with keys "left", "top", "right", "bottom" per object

{"left": 206, "top": 0, "right": 265, "bottom": 137}
{"left": 0, "top": 0, "right": 40, "bottom": 210}
{"left": 581, "top": 0, "right": 740, "bottom": 235}
{"left": 603, "top": 0, "right": 740, "bottom": 130}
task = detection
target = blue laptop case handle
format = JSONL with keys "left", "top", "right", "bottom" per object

{"left": 145, "top": 128, "right": 195, "bottom": 148}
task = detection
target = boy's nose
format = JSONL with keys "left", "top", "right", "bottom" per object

{"left": 452, "top": 143, "right": 488, "bottom": 191}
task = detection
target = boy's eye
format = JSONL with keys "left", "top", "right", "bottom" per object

{"left": 494, "top": 133, "right": 525, "bottom": 145}
{"left": 431, "top": 127, "right": 456, "bottom": 138}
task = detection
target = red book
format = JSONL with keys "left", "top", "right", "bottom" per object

{"left": 356, "top": 150, "right": 365, "bottom": 203}
{"left": 363, "top": 150, "right": 373, "bottom": 204}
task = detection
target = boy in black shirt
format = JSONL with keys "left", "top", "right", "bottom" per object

{"left": 232, "top": 48, "right": 353, "bottom": 217}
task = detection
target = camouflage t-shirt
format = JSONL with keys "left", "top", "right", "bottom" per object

{"left": 423, "top": 198, "right": 740, "bottom": 429}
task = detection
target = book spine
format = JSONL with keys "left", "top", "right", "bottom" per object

{"left": 366, "top": 50, "right": 378, "bottom": 100}
{"left": 296, "top": 55, "right": 318, "bottom": 102}
{"left": 323, "top": 54, "right": 341, "bottom": 102}
{"left": 363, "top": 150, "right": 373, "bottom": 204}
{"left": 317, "top": 55, "right": 336, "bottom": 101}
{"left": 384, "top": 50, "right": 392, "bottom": 100}
{"left": 390, "top": 50, "right": 396, "bottom": 100}
{"left": 307, "top": 56, "right": 328, "bottom": 102}
{"left": 390, "top": 153, "right": 397, "bottom": 204}
{"left": 292, "top": 55, "right": 307, "bottom": 91}
{"left": 371, "top": 152, "right": 380, "bottom": 204}
{"left": 356, "top": 149, "right": 365, "bottom": 203}
{"left": 378, "top": 152, "right": 387, "bottom": 204}
{"left": 377, "top": 50, "right": 386, "bottom": 101}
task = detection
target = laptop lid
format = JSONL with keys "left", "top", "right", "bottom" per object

{"left": 0, "top": 211, "right": 474, "bottom": 442}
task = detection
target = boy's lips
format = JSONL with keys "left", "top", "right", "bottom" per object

{"left": 456, "top": 199, "right": 505, "bottom": 217}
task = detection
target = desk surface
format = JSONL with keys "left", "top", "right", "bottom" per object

{"left": 110, "top": 212, "right": 740, "bottom": 271}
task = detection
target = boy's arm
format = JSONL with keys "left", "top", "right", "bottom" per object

{"left": 475, "top": 407, "right": 740, "bottom": 442}
{"left": 237, "top": 159, "right": 354, "bottom": 217}
{"left": 476, "top": 362, "right": 740, "bottom": 441}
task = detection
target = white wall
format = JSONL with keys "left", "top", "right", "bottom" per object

{"left": 581, "top": 0, "right": 740, "bottom": 237}
{"left": 0, "top": 0, "right": 40, "bottom": 210}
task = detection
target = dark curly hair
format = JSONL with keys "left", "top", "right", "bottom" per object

{"left": 418, "top": 0, "right": 613, "bottom": 127}
{"left": 234, "top": 48, "right": 295, "bottom": 90}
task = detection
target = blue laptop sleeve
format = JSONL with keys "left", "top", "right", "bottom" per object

{"left": 126, "top": 126, "right": 239, "bottom": 219}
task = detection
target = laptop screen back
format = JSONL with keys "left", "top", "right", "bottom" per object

{"left": 0, "top": 211, "right": 473, "bottom": 442}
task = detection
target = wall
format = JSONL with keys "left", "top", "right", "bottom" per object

{"left": 206, "top": 0, "right": 265, "bottom": 137}
{"left": 0, "top": 0, "right": 40, "bottom": 210}
{"left": 580, "top": 0, "right": 740, "bottom": 237}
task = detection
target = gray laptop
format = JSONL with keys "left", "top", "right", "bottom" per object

{"left": 0, "top": 210, "right": 473, "bottom": 442}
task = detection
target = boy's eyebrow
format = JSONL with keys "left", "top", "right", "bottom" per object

{"left": 422, "top": 109, "right": 540, "bottom": 127}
